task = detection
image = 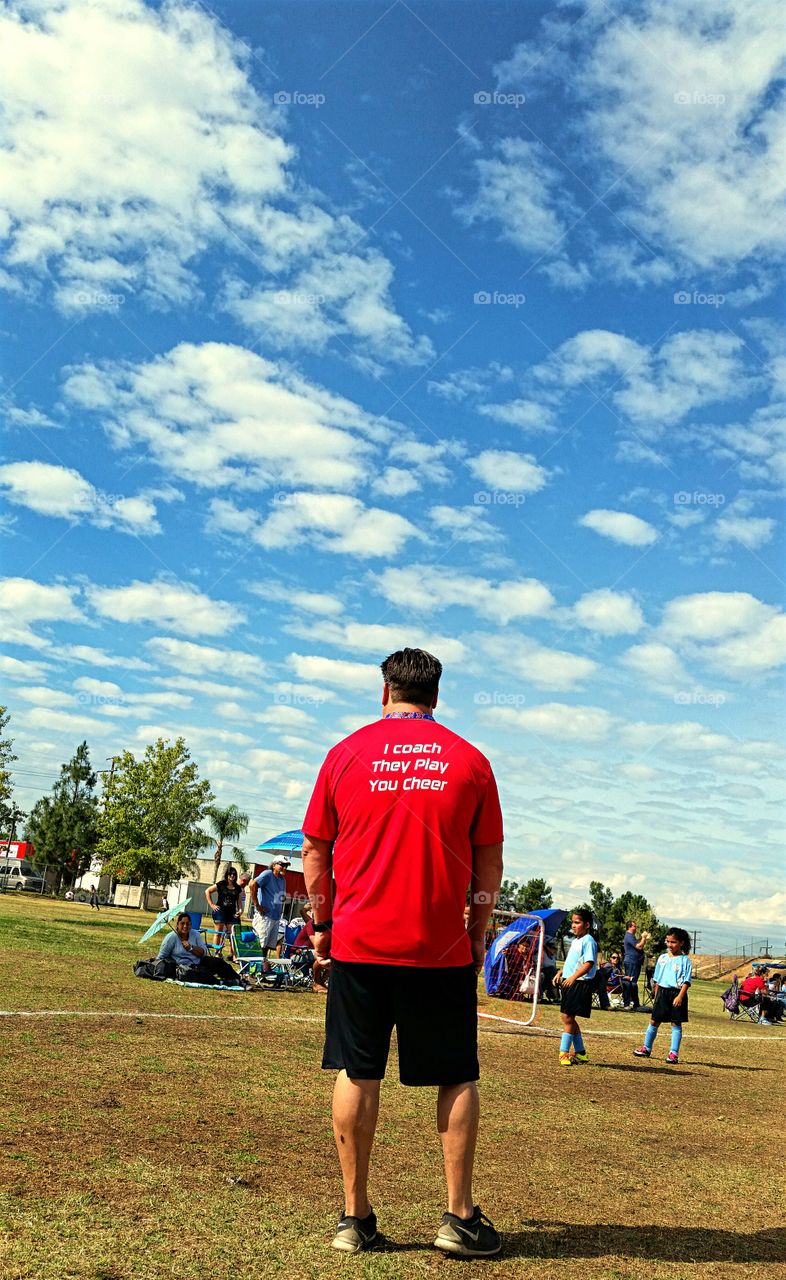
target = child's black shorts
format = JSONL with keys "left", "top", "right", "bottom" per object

{"left": 322, "top": 959, "right": 479, "bottom": 1086}
{"left": 560, "top": 980, "right": 593, "bottom": 1019}
{"left": 652, "top": 985, "right": 689, "bottom": 1024}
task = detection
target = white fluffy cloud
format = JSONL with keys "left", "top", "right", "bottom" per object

{"left": 481, "top": 702, "right": 614, "bottom": 742}
{"left": 64, "top": 342, "right": 395, "bottom": 494}
{"left": 573, "top": 589, "right": 644, "bottom": 636}
{"left": 0, "top": 577, "right": 83, "bottom": 649}
{"left": 489, "top": 1, "right": 786, "bottom": 277}
{"left": 145, "top": 636, "right": 266, "bottom": 680}
{"left": 579, "top": 509, "right": 659, "bottom": 547}
{"left": 480, "top": 636, "right": 596, "bottom": 691}
{"left": 208, "top": 493, "right": 419, "bottom": 559}
{"left": 287, "top": 620, "right": 467, "bottom": 666}
{"left": 89, "top": 580, "right": 239, "bottom": 637}
{"left": 287, "top": 653, "right": 379, "bottom": 692}
{"left": 0, "top": 0, "right": 427, "bottom": 363}
{"left": 374, "top": 566, "right": 554, "bottom": 623}
{"left": 537, "top": 329, "right": 750, "bottom": 430}
{"left": 428, "top": 505, "right": 499, "bottom": 544}
{"left": 621, "top": 642, "right": 692, "bottom": 691}
{"left": 0, "top": 460, "right": 161, "bottom": 534}
{"left": 713, "top": 514, "right": 776, "bottom": 550}
{"left": 478, "top": 399, "right": 557, "bottom": 433}
{"left": 660, "top": 591, "right": 786, "bottom": 678}
{"left": 468, "top": 450, "right": 549, "bottom": 494}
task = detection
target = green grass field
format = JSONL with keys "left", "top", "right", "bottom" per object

{"left": 1, "top": 896, "right": 783, "bottom": 1280}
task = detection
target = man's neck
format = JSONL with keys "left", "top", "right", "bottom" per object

{"left": 383, "top": 702, "right": 435, "bottom": 717}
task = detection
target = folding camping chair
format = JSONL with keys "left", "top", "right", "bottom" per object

{"left": 232, "top": 927, "right": 312, "bottom": 990}
{"left": 722, "top": 976, "right": 759, "bottom": 1023}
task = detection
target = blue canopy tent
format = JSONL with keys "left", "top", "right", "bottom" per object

{"left": 484, "top": 908, "right": 567, "bottom": 996}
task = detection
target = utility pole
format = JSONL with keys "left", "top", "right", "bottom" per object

{"left": 691, "top": 929, "right": 700, "bottom": 955}
{"left": 98, "top": 755, "right": 122, "bottom": 897}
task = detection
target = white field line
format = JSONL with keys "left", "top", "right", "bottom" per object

{"left": 1, "top": 1008, "right": 784, "bottom": 1042}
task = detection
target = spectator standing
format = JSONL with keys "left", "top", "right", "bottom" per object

{"left": 250, "top": 856, "right": 290, "bottom": 960}
{"left": 205, "top": 866, "right": 243, "bottom": 954}
{"left": 302, "top": 648, "right": 504, "bottom": 1257}
{"left": 89, "top": 885, "right": 99, "bottom": 911}
{"left": 622, "top": 920, "right": 650, "bottom": 1010}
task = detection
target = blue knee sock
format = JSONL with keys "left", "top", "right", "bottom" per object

{"left": 560, "top": 1032, "right": 573, "bottom": 1053}
{"left": 573, "top": 1030, "right": 585, "bottom": 1053}
{"left": 644, "top": 1023, "right": 658, "bottom": 1051}
{"left": 670, "top": 1026, "right": 683, "bottom": 1055}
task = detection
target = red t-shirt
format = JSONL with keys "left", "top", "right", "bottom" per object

{"left": 293, "top": 919, "right": 315, "bottom": 948}
{"left": 302, "top": 716, "right": 503, "bottom": 967}
{"left": 741, "top": 974, "right": 765, "bottom": 996}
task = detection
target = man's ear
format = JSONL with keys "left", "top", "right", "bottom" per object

{"left": 382, "top": 682, "right": 391, "bottom": 709}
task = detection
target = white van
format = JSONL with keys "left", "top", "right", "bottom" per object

{"left": 0, "top": 858, "right": 45, "bottom": 892}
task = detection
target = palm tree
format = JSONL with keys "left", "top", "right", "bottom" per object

{"left": 205, "top": 804, "right": 250, "bottom": 881}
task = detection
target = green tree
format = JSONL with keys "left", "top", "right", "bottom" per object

{"left": 99, "top": 738, "right": 213, "bottom": 899}
{"left": 605, "top": 891, "right": 665, "bottom": 957}
{"left": 205, "top": 803, "right": 250, "bottom": 881}
{"left": 589, "top": 880, "right": 615, "bottom": 948}
{"left": 0, "top": 706, "right": 18, "bottom": 835}
{"left": 497, "top": 878, "right": 521, "bottom": 911}
{"left": 516, "top": 877, "right": 553, "bottom": 912}
{"left": 26, "top": 742, "right": 99, "bottom": 891}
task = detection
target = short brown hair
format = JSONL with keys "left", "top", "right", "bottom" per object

{"left": 380, "top": 647, "right": 442, "bottom": 705}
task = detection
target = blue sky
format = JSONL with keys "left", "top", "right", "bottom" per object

{"left": 1, "top": 0, "right": 784, "bottom": 949}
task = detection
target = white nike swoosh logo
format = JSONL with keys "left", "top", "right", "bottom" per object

{"left": 460, "top": 1227, "right": 481, "bottom": 1241}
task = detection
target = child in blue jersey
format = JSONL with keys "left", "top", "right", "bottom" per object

{"left": 554, "top": 908, "right": 598, "bottom": 1066}
{"left": 634, "top": 928, "right": 692, "bottom": 1064}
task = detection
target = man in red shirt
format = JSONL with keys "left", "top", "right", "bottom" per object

{"left": 302, "top": 648, "right": 504, "bottom": 1258}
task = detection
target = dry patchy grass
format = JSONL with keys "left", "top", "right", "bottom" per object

{"left": 1, "top": 895, "right": 783, "bottom": 1279}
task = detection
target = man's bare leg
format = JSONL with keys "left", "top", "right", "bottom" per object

{"left": 332, "top": 1071, "right": 380, "bottom": 1217}
{"left": 437, "top": 1081, "right": 479, "bottom": 1219}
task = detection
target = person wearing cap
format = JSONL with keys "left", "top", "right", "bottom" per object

{"left": 250, "top": 856, "right": 290, "bottom": 958}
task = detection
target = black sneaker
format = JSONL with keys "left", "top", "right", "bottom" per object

{"left": 434, "top": 1205, "right": 501, "bottom": 1256}
{"left": 331, "top": 1209, "right": 378, "bottom": 1253}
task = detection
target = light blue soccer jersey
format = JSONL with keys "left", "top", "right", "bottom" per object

{"left": 562, "top": 933, "right": 598, "bottom": 981}
{"left": 653, "top": 952, "right": 692, "bottom": 987}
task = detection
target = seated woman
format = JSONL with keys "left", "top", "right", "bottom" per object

{"left": 157, "top": 912, "right": 242, "bottom": 986}
{"left": 607, "top": 952, "right": 625, "bottom": 990}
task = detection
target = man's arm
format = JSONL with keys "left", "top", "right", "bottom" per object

{"left": 250, "top": 877, "right": 262, "bottom": 913}
{"left": 302, "top": 835, "right": 334, "bottom": 960}
{"left": 467, "top": 842, "right": 503, "bottom": 971}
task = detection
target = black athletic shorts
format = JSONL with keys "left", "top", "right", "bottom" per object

{"left": 652, "top": 986, "right": 689, "bottom": 1024}
{"left": 323, "top": 959, "right": 479, "bottom": 1086}
{"left": 560, "top": 980, "right": 593, "bottom": 1019}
